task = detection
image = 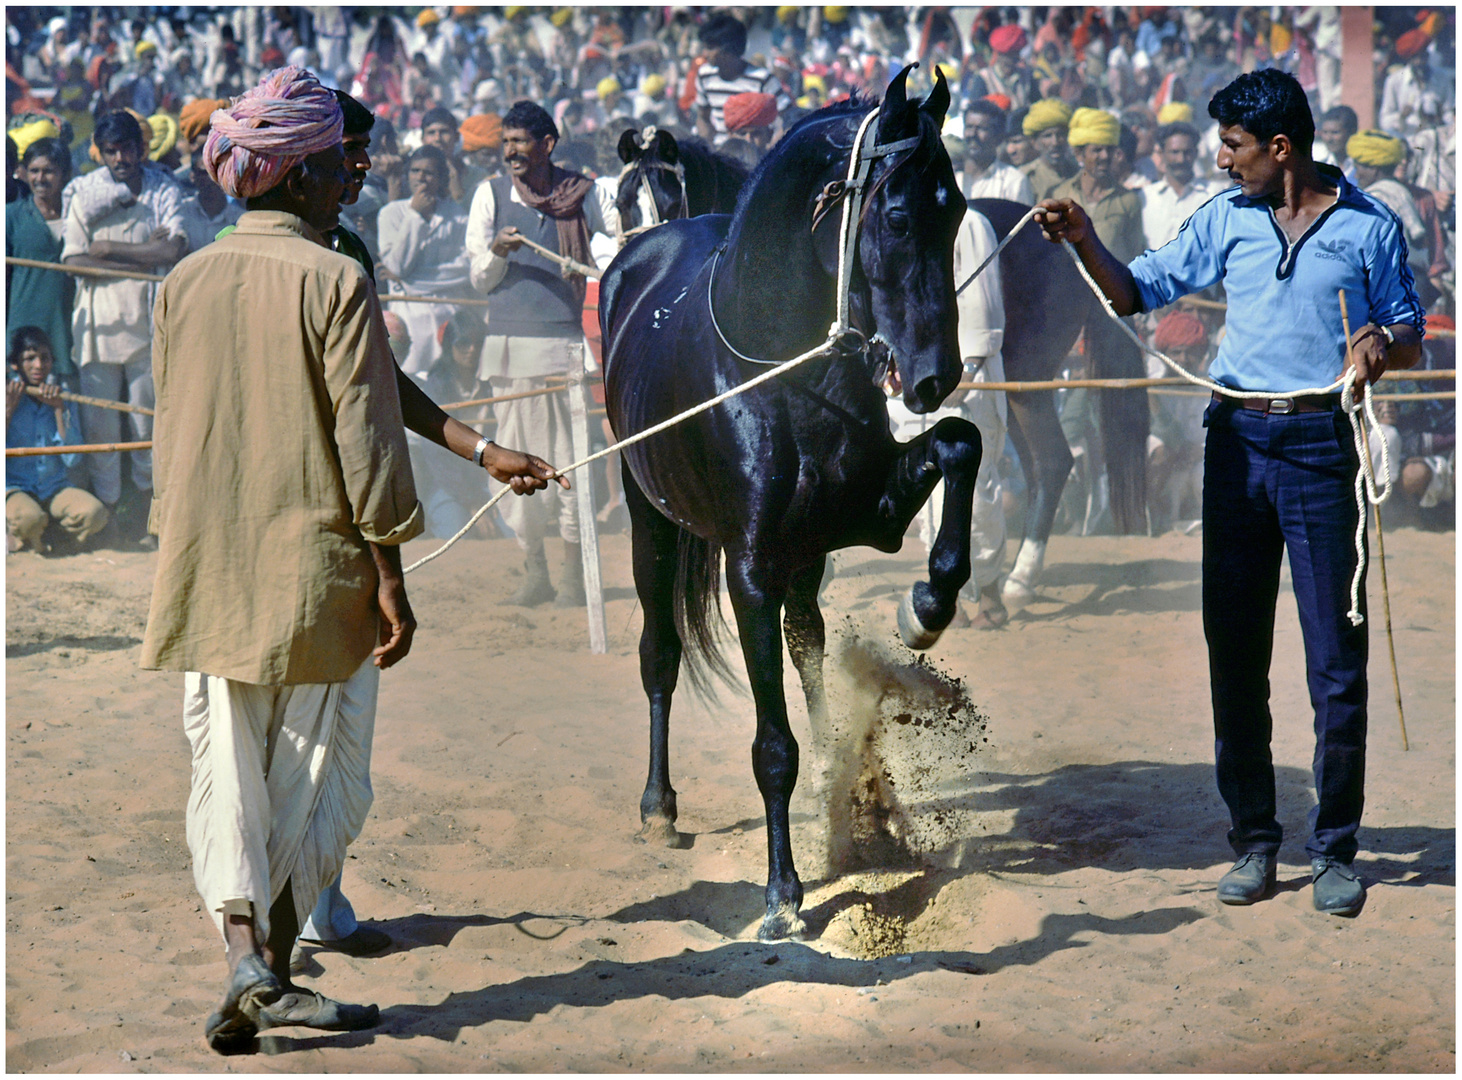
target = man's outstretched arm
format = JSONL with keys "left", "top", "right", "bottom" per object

{"left": 1036, "top": 198, "right": 1142, "bottom": 317}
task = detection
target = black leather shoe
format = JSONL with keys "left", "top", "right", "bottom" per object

{"left": 1311, "top": 857, "right": 1365, "bottom": 916}
{"left": 1217, "top": 852, "right": 1277, "bottom": 905}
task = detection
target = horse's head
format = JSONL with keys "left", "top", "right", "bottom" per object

{"left": 615, "top": 126, "right": 687, "bottom": 239}
{"left": 851, "top": 66, "right": 964, "bottom": 413}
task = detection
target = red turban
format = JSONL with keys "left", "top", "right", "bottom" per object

{"left": 1395, "top": 27, "right": 1430, "bottom": 60}
{"left": 1152, "top": 311, "right": 1208, "bottom": 352}
{"left": 724, "top": 92, "right": 778, "bottom": 132}
{"left": 989, "top": 25, "right": 1027, "bottom": 55}
{"left": 984, "top": 93, "right": 1011, "bottom": 111}
{"left": 461, "top": 113, "right": 502, "bottom": 152}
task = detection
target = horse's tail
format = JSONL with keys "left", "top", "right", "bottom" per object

{"left": 1086, "top": 313, "right": 1149, "bottom": 534}
{"left": 673, "top": 530, "right": 741, "bottom": 701}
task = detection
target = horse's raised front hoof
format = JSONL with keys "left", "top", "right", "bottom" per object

{"left": 897, "top": 588, "right": 943, "bottom": 650}
{"left": 758, "top": 903, "right": 807, "bottom": 942}
{"left": 636, "top": 816, "right": 681, "bottom": 847}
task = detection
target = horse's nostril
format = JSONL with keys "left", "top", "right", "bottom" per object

{"left": 913, "top": 375, "right": 946, "bottom": 409}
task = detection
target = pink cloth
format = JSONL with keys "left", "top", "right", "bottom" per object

{"left": 202, "top": 66, "right": 343, "bottom": 200}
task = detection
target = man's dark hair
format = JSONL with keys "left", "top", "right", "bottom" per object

{"left": 501, "top": 100, "right": 557, "bottom": 141}
{"left": 93, "top": 110, "right": 147, "bottom": 149}
{"left": 1155, "top": 121, "right": 1200, "bottom": 147}
{"left": 1207, "top": 68, "right": 1314, "bottom": 156}
{"left": 964, "top": 98, "right": 1005, "bottom": 123}
{"left": 21, "top": 136, "right": 74, "bottom": 180}
{"left": 334, "top": 89, "right": 375, "bottom": 135}
{"left": 1006, "top": 106, "right": 1030, "bottom": 139}
{"left": 699, "top": 13, "right": 747, "bottom": 57}
{"left": 1319, "top": 104, "right": 1359, "bottom": 137}
{"left": 1117, "top": 123, "right": 1138, "bottom": 163}
{"left": 420, "top": 105, "right": 458, "bottom": 134}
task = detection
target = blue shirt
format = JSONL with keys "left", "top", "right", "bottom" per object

{"left": 1129, "top": 166, "right": 1426, "bottom": 394}
{"left": 6, "top": 384, "right": 83, "bottom": 503}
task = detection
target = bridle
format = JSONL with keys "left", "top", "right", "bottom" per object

{"left": 615, "top": 125, "right": 687, "bottom": 247}
{"left": 710, "top": 106, "right": 921, "bottom": 365}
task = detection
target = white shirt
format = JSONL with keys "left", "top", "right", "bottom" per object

{"left": 1140, "top": 174, "right": 1221, "bottom": 252}
{"left": 958, "top": 160, "right": 1035, "bottom": 204}
{"left": 177, "top": 195, "right": 243, "bottom": 254}
{"left": 378, "top": 196, "right": 471, "bottom": 293}
{"left": 465, "top": 173, "right": 618, "bottom": 295}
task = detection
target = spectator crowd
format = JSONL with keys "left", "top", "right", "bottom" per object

{"left": 5, "top": 5, "right": 1455, "bottom": 557}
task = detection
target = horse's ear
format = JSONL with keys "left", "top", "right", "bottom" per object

{"left": 921, "top": 66, "right": 951, "bottom": 127}
{"left": 617, "top": 129, "right": 641, "bottom": 164}
{"left": 878, "top": 63, "right": 916, "bottom": 143}
{"left": 657, "top": 129, "right": 679, "bottom": 165}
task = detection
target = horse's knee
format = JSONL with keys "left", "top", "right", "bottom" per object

{"left": 751, "top": 730, "right": 799, "bottom": 794}
{"left": 930, "top": 417, "right": 983, "bottom": 478}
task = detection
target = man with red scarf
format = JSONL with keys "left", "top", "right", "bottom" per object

{"left": 465, "top": 100, "right": 617, "bottom": 607}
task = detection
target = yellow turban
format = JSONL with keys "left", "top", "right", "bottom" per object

{"left": 504, "top": 6, "right": 525, "bottom": 20}
{"left": 936, "top": 61, "right": 958, "bottom": 81}
{"left": 134, "top": 40, "right": 157, "bottom": 58}
{"left": 1067, "top": 107, "right": 1120, "bottom": 147}
{"left": 1347, "top": 129, "right": 1405, "bottom": 168}
{"left": 550, "top": 8, "right": 572, "bottom": 27}
{"left": 597, "top": 76, "right": 621, "bottom": 100}
{"left": 416, "top": 9, "right": 440, "bottom": 28}
{"left": 640, "top": 73, "right": 667, "bottom": 98}
{"left": 777, "top": 6, "right": 798, "bottom": 23}
{"left": 146, "top": 113, "right": 178, "bottom": 160}
{"left": 1023, "top": 98, "right": 1073, "bottom": 136}
{"left": 1157, "top": 102, "right": 1194, "bottom": 125}
{"left": 823, "top": 6, "right": 849, "bottom": 25}
{"left": 9, "top": 118, "right": 59, "bottom": 157}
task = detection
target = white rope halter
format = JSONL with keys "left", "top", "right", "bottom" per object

{"left": 614, "top": 125, "right": 687, "bottom": 247}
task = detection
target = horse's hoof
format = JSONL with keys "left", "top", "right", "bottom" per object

{"left": 897, "top": 589, "right": 943, "bottom": 650}
{"left": 758, "top": 904, "right": 807, "bottom": 942}
{"left": 637, "top": 817, "right": 680, "bottom": 847}
{"left": 1001, "top": 576, "right": 1036, "bottom": 614}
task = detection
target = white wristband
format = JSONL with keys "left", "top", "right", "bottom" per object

{"left": 472, "top": 437, "right": 490, "bottom": 467}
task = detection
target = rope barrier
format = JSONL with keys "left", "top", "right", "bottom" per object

{"left": 952, "top": 370, "right": 1455, "bottom": 393}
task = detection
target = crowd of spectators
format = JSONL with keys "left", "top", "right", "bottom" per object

{"left": 4, "top": 6, "right": 1455, "bottom": 556}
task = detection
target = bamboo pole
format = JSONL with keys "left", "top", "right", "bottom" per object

{"left": 23, "top": 384, "right": 153, "bottom": 415}
{"left": 7, "top": 440, "right": 150, "bottom": 457}
{"left": 6, "top": 255, "right": 164, "bottom": 282}
{"left": 513, "top": 236, "right": 603, "bottom": 280}
{"left": 437, "top": 385, "right": 566, "bottom": 411}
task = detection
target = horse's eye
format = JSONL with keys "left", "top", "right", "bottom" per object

{"left": 887, "top": 210, "right": 911, "bottom": 236}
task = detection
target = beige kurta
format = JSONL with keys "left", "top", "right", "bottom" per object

{"left": 141, "top": 210, "right": 423, "bottom": 686}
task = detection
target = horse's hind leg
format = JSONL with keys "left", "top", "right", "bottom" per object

{"left": 880, "top": 415, "right": 983, "bottom": 649}
{"left": 783, "top": 556, "right": 828, "bottom": 731}
{"left": 624, "top": 460, "right": 682, "bottom": 846}
{"left": 1002, "top": 391, "right": 1072, "bottom": 613}
{"left": 725, "top": 554, "right": 805, "bottom": 941}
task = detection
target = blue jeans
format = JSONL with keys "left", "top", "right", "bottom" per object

{"left": 1202, "top": 400, "right": 1368, "bottom": 863}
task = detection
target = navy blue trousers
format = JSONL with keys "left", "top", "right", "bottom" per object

{"left": 1202, "top": 401, "right": 1368, "bottom": 863}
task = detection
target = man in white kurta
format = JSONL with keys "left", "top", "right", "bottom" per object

{"left": 886, "top": 205, "right": 1010, "bottom": 628}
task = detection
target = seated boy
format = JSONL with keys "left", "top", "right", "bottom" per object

{"left": 6, "top": 326, "right": 109, "bottom": 553}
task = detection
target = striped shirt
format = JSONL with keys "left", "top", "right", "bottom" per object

{"left": 695, "top": 63, "right": 789, "bottom": 145}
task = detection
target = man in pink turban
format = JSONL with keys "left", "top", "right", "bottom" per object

{"left": 147, "top": 65, "right": 563, "bottom": 1053}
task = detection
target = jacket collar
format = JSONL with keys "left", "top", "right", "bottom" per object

{"left": 230, "top": 209, "right": 330, "bottom": 248}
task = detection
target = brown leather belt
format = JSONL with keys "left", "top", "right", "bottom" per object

{"left": 1212, "top": 392, "right": 1342, "bottom": 415}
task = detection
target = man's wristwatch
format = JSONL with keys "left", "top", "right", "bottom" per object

{"left": 472, "top": 437, "right": 491, "bottom": 467}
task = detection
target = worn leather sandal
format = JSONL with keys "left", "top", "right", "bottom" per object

{"left": 204, "top": 954, "right": 283, "bottom": 1053}
{"left": 254, "top": 990, "right": 380, "bottom": 1033}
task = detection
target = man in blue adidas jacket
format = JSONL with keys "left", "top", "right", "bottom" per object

{"left": 1036, "top": 70, "right": 1424, "bottom": 917}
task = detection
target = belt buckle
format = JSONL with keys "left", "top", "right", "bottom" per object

{"left": 1268, "top": 397, "right": 1294, "bottom": 414}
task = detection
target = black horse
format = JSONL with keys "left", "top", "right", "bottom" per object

{"left": 967, "top": 199, "right": 1148, "bottom": 609}
{"left": 613, "top": 126, "right": 748, "bottom": 240}
{"left": 617, "top": 142, "right": 1149, "bottom": 612}
{"left": 600, "top": 68, "right": 977, "bottom": 941}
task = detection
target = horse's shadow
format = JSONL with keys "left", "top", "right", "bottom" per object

{"left": 260, "top": 905, "right": 1205, "bottom": 1052}
{"left": 1011, "top": 558, "right": 1203, "bottom": 619}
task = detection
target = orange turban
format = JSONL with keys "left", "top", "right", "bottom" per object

{"left": 180, "top": 97, "right": 227, "bottom": 142}
{"left": 723, "top": 92, "right": 777, "bottom": 132}
{"left": 460, "top": 112, "right": 502, "bottom": 152}
{"left": 1395, "top": 27, "right": 1430, "bottom": 60}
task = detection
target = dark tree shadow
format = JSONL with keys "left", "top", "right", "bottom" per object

{"left": 6, "top": 634, "right": 141, "bottom": 658}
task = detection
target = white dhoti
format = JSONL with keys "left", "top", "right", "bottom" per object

{"left": 487, "top": 374, "right": 579, "bottom": 548}
{"left": 183, "top": 656, "right": 379, "bottom": 945}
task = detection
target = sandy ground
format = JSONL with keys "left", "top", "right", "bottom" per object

{"left": 5, "top": 520, "right": 1455, "bottom": 1072}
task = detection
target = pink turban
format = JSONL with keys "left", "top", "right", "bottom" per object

{"left": 202, "top": 66, "right": 343, "bottom": 200}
